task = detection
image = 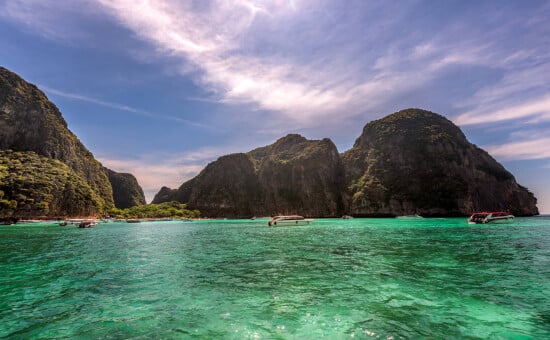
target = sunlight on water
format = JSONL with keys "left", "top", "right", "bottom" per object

{"left": 1, "top": 217, "right": 549, "bottom": 338}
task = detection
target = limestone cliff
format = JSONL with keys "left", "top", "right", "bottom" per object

{"left": 342, "top": 108, "right": 538, "bottom": 216}
{"left": 249, "top": 134, "right": 346, "bottom": 217}
{"left": 152, "top": 186, "right": 178, "bottom": 204}
{"left": 0, "top": 67, "right": 145, "bottom": 215}
{"left": 105, "top": 168, "right": 146, "bottom": 209}
{"left": 155, "top": 109, "right": 538, "bottom": 218}
{"left": 0, "top": 150, "right": 101, "bottom": 218}
{"left": 154, "top": 135, "right": 346, "bottom": 218}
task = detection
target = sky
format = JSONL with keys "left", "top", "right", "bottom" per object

{"left": 0, "top": 0, "right": 549, "bottom": 212}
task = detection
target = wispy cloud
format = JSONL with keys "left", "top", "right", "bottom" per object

{"left": 92, "top": 0, "right": 359, "bottom": 122}
{"left": 7, "top": 0, "right": 545, "bottom": 129}
{"left": 0, "top": 0, "right": 99, "bottom": 42}
{"left": 455, "top": 96, "right": 550, "bottom": 126}
{"left": 91, "top": 0, "right": 501, "bottom": 127}
{"left": 40, "top": 85, "right": 210, "bottom": 128}
{"left": 484, "top": 137, "right": 550, "bottom": 161}
{"left": 98, "top": 145, "right": 247, "bottom": 202}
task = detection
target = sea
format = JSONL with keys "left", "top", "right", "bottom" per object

{"left": 1, "top": 217, "right": 549, "bottom": 339}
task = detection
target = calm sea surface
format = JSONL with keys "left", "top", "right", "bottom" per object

{"left": 1, "top": 217, "right": 549, "bottom": 339}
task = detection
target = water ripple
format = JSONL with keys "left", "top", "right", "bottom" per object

{"left": 1, "top": 218, "right": 549, "bottom": 338}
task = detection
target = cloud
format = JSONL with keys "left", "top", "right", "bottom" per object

{"left": 91, "top": 0, "right": 483, "bottom": 125}
{"left": 40, "top": 85, "right": 210, "bottom": 128}
{"left": 0, "top": 0, "right": 99, "bottom": 42}
{"left": 91, "top": 0, "right": 359, "bottom": 122}
{"left": 98, "top": 145, "right": 247, "bottom": 202}
{"left": 484, "top": 137, "right": 550, "bottom": 161}
{"left": 5, "top": 0, "right": 549, "bottom": 133}
{"left": 454, "top": 96, "right": 550, "bottom": 126}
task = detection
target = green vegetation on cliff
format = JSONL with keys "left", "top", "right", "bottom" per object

{"left": 153, "top": 134, "right": 346, "bottom": 218}
{"left": 108, "top": 201, "right": 200, "bottom": 219}
{"left": 0, "top": 66, "right": 146, "bottom": 216}
{"left": 0, "top": 67, "right": 115, "bottom": 211}
{"left": 342, "top": 108, "right": 538, "bottom": 216}
{"left": 155, "top": 109, "right": 538, "bottom": 218}
{"left": 0, "top": 150, "right": 103, "bottom": 217}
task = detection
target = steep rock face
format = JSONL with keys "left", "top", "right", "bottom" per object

{"left": 155, "top": 135, "right": 346, "bottom": 218}
{"left": 342, "top": 108, "right": 538, "bottom": 216}
{"left": 185, "top": 153, "right": 261, "bottom": 217}
{"left": 0, "top": 67, "right": 114, "bottom": 211}
{"left": 152, "top": 186, "right": 178, "bottom": 204}
{"left": 0, "top": 150, "right": 101, "bottom": 218}
{"left": 250, "top": 134, "right": 346, "bottom": 217}
{"left": 105, "top": 168, "right": 146, "bottom": 209}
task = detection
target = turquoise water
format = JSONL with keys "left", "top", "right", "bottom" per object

{"left": 1, "top": 218, "right": 549, "bottom": 339}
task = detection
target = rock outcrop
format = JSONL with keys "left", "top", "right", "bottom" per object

{"left": 153, "top": 134, "right": 346, "bottom": 218}
{"left": 249, "top": 134, "right": 346, "bottom": 217}
{"left": 342, "top": 108, "right": 538, "bottom": 216}
{"left": 0, "top": 67, "right": 145, "bottom": 216}
{"left": 0, "top": 150, "right": 101, "bottom": 218}
{"left": 105, "top": 168, "right": 146, "bottom": 209}
{"left": 155, "top": 109, "right": 538, "bottom": 218}
{"left": 151, "top": 186, "right": 178, "bottom": 204}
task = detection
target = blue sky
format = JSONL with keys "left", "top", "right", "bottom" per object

{"left": 1, "top": 0, "right": 549, "bottom": 212}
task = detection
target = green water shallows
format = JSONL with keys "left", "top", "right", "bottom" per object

{"left": 1, "top": 218, "right": 549, "bottom": 339}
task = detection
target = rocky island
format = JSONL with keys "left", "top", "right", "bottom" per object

{"left": 154, "top": 109, "right": 538, "bottom": 218}
{"left": 0, "top": 67, "right": 538, "bottom": 219}
{"left": 153, "top": 134, "right": 346, "bottom": 217}
{"left": 342, "top": 109, "right": 538, "bottom": 217}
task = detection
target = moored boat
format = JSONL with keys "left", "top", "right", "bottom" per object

{"left": 78, "top": 221, "right": 97, "bottom": 228}
{"left": 396, "top": 214, "right": 423, "bottom": 219}
{"left": 0, "top": 217, "right": 19, "bottom": 225}
{"left": 468, "top": 212, "right": 514, "bottom": 224}
{"left": 268, "top": 215, "right": 314, "bottom": 226}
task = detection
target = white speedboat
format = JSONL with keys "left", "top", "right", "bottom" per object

{"left": 468, "top": 212, "right": 514, "bottom": 224}
{"left": 268, "top": 215, "right": 314, "bottom": 226}
{"left": 396, "top": 214, "right": 423, "bottom": 219}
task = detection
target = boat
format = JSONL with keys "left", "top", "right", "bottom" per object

{"left": 126, "top": 219, "right": 142, "bottom": 223}
{"left": 341, "top": 215, "right": 354, "bottom": 219}
{"left": 468, "top": 212, "right": 514, "bottom": 224}
{"left": 0, "top": 217, "right": 18, "bottom": 225}
{"left": 396, "top": 214, "right": 423, "bottom": 219}
{"left": 78, "top": 221, "right": 96, "bottom": 228}
{"left": 268, "top": 215, "right": 314, "bottom": 226}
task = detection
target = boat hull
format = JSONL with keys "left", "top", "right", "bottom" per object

{"left": 268, "top": 219, "right": 314, "bottom": 226}
{"left": 468, "top": 215, "right": 514, "bottom": 224}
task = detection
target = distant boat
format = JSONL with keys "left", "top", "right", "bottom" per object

{"left": 126, "top": 219, "right": 142, "bottom": 223}
{"left": 341, "top": 215, "right": 354, "bottom": 219}
{"left": 268, "top": 215, "right": 314, "bottom": 226}
{"left": 0, "top": 217, "right": 18, "bottom": 225}
{"left": 396, "top": 214, "right": 423, "bottom": 219}
{"left": 468, "top": 212, "right": 514, "bottom": 224}
{"left": 78, "top": 221, "right": 96, "bottom": 228}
